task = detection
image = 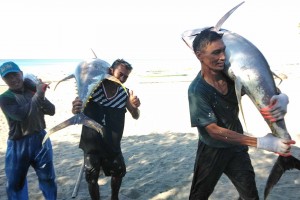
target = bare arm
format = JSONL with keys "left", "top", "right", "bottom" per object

{"left": 205, "top": 123, "right": 257, "bottom": 147}
{"left": 205, "top": 123, "right": 294, "bottom": 155}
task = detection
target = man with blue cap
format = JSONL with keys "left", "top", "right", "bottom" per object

{"left": 0, "top": 61, "right": 57, "bottom": 200}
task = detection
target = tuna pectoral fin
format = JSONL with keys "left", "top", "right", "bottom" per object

{"left": 42, "top": 113, "right": 104, "bottom": 144}
{"left": 54, "top": 74, "right": 75, "bottom": 90}
{"left": 234, "top": 77, "right": 248, "bottom": 132}
{"left": 264, "top": 155, "right": 300, "bottom": 199}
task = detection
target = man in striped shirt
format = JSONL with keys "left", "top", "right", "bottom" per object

{"left": 72, "top": 59, "right": 140, "bottom": 200}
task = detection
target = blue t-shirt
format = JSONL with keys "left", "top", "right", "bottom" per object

{"left": 188, "top": 72, "right": 244, "bottom": 148}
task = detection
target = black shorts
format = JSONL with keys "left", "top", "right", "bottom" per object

{"left": 189, "top": 141, "right": 258, "bottom": 200}
{"left": 84, "top": 153, "right": 126, "bottom": 177}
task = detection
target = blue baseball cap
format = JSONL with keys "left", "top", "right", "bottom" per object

{"left": 0, "top": 61, "right": 21, "bottom": 77}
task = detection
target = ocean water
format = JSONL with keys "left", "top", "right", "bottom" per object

{"left": 0, "top": 58, "right": 197, "bottom": 86}
{"left": 0, "top": 58, "right": 177, "bottom": 77}
{"left": 0, "top": 59, "right": 83, "bottom": 85}
{"left": 0, "top": 59, "right": 299, "bottom": 86}
{"left": 0, "top": 59, "right": 82, "bottom": 73}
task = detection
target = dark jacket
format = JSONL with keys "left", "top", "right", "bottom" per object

{"left": 0, "top": 79, "right": 55, "bottom": 140}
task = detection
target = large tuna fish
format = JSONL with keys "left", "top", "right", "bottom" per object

{"left": 42, "top": 58, "right": 126, "bottom": 144}
{"left": 181, "top": 2, "right": 300, "bottom": 199}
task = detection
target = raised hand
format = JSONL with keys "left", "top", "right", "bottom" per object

{"left": 129, "top": 90, "right": 140, "bottom": 108}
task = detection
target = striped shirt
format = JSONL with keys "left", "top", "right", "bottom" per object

{"left": 91, "top": 83, "right": 128, "bottom": 109}
{"left": 79, "top": 82, "right": 129, "bottom": 155}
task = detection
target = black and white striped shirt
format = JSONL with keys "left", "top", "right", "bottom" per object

{"left": 91, "top": 83, "right": 128, "bottom": 109}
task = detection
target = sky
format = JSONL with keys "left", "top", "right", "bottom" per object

{"left": 0, "top": 0, "right": 299, "bottom": 69}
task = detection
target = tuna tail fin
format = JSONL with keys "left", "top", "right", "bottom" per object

{"left": 42, "top": 112, "right": 104, "bottom": 144}
{"left": 54, "top": 74, "right": 75, "bottom": 90}
{"left": 264, "top": 155, "right": 300, "bottom": 199}
{"left": 214, "top": 1, "right": 245, "bottom": 31}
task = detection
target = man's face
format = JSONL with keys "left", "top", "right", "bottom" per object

{"left": 111, "top": 64, "right": 131, "bottom": 83}
{"left": 197, "top": 39, "right": 226, "bottom": 71}
{"left": 2, "top": 71, "right": 24, "bottom": 90}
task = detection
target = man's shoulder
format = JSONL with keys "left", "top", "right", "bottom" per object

{"left": 0, "top": 90, "right": 15, "bottom": 107}
{"left": 188, "top": 75, "right": 206, "bottom": 93}
{"left": 0, "top": 89, "right": 14, "bottom": 99}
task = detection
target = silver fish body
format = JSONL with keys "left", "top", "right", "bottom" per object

{"left": 42, "top": 58, "right": 125, "bottom": 144}
{"left": 223, "top": 29, "right": 290, "bottom": 140}
{"left": 224, "top": 31, "right": 300, "bottom": 198}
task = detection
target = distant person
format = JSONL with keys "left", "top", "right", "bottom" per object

{"left": 187, "top": 29, "right": 294, "bottom": 199}
{"left": 72, "top": 59, "right": 141, "bottom": 200}
{"left": 0, "top": 61, "right": 57, "bottom": 200}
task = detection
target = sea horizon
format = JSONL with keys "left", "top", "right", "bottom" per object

{"left": 0, "top": 59, "right": 299, "bottom": 86}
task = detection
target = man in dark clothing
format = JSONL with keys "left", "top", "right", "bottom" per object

{"left": 187, "top": 29, "right": 295, "bottom": 199}
{"left": 0, "top": 61, "right": 57, "bottom": 200}
{"left": 72, "top": 59, "right": 140, "bottom": 200}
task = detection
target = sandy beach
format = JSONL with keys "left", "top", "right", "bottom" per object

{"left": 0, "top": 64, "right": 300, "bottom": 200}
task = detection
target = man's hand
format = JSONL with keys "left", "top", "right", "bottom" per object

{"left": 127, "top": 90, "right": 141, "bottom": 119}
{"left": 260, "top": 93, "right": 289, "bottom": 122}
{"left": 129, "top": 90, "right": 140, "bottom": 108}
{"left": 257, "top": 133, "right": 295, "bottom": 156}
{"left": 36, "top": 79, "right": 50, "bottom": 98}
{"left": 72, "top": 97, "right": 83, "bottom": 114}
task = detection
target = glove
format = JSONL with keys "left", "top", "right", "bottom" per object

{"left": 257, "top": 133, "right": 294, "bottom": 156}
{"left": 260, "top": 93, "right": 289, "bottom": 122}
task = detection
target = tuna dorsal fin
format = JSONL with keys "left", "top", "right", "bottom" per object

{"left": 91, "top": 48, "right": 98, "bottom": 59}
{"left": 235, "top": 76, "right": 248, "bottom": 132}
{"left": 214, "top": 1, "right": 245, "bottom": 31}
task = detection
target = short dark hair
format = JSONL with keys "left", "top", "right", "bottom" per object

{"left": 192, "top": 28, "right": 223, "bottom": 53}
{"left": 111, "top": 59, "right": 132, "bottom": 70}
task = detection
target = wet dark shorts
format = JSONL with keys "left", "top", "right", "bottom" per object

{"left": 84, "top": 153, "right": 126, "bottom": 177}
{"left": 189, "top": 142, "right": 258, "bottom": 199}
